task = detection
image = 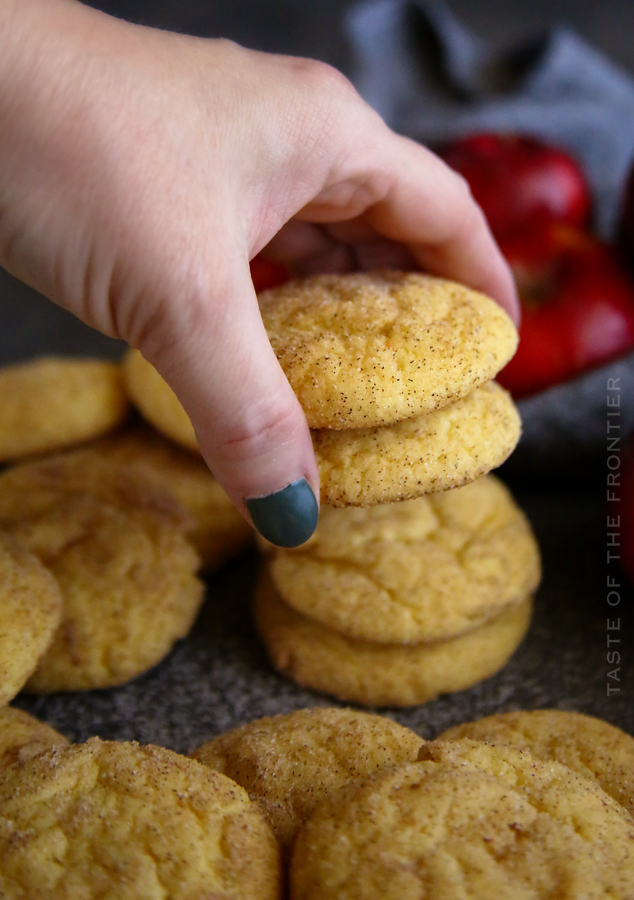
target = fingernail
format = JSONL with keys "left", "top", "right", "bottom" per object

{"left": 246, "top": 478, "right": 318, "bottom": 548}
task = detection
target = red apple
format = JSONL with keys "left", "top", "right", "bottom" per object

{"left": 250, "top": 255, "right": 290, "bottom": 292}
{"left": 497, "top": 224, "right": 634, "bottom": 398}
{"left": 440, "top": 133, "right": 592, "bottom": 241}
{"left": 618, "top": 156, "right": 634, "bottom": 271}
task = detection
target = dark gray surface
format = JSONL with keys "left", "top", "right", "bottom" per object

{"left": 14, "top": 488, "right": 634, "bottom": 749}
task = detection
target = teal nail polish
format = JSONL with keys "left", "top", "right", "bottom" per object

{"left": 246, "top": 479, "right": 318, "bottom": 548}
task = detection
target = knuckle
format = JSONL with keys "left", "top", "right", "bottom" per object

{"left": 450, "top": 168, "right": 474, "bottom": 200}
{"left": 291, "top": 60, "right": 364, "bottom": 135}
{"left": 128, "top": 286, "right": 205, "bottom": 364}
{"left": 297, "top": 57, "right": 356, "bottom": 97}
{"left": 212, "top": 398, "right": 301, "bottom": 466}
{"left": 440, "top": 171, "right": 487, "bottom": 243}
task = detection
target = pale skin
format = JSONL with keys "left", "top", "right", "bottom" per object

{"left": 0, "top": 0, "right": 518, "bottom": 541}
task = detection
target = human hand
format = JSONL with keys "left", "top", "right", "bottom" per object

{"left": 0, "top": 0, "right": 518, "bottom": 545}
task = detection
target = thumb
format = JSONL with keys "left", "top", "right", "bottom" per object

{"left": 136, "top": 259, "right": 319, "bottom": 548}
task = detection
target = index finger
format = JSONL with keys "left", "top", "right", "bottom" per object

{"left": 369, "top": 137, "right": 520, "bottom": 323}
{"left": 298, "top": 128, "right": 520, "bottom": 324}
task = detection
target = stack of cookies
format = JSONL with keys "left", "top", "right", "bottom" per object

{"left": 255, "top": 476, "right": 540, "bottom": 706}
{"left": 254, "top": 271, "right": 541, "bottom": 705}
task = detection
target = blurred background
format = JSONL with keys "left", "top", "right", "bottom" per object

{"left": 86, "top": 0, "right": 634, "bottom": 76}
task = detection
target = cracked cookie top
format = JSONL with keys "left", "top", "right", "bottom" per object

{"left": 290, "top": 739, "right": 634, "bottom": 900}
{"left": 438, "top": 709, "right": 634, "bottom": 818}
{"left": 268, "top": 475, "right": 540, "bottom": 643}
{"left": 0, "top": 738, "right": 281, "bottom": 900}
{"left": 192, "top": 707, "right": 423, "bottom": 850}
{"left": 259, "top": 271, "right": 518, "bottom": 429}
{"left": 3, "top": 496, "right": 203, "bottom": 693}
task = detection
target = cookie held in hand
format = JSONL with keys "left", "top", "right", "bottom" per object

{"left": 313, "top": 381, "right": 521, "bottom": 506}
{"left": 260, "top": 270, "right": 518, "bottom": 429}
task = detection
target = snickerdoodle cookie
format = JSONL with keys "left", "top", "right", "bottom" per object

{"left": 0, "top": 532, "right": 62, "bottom": 705}
{"left": 438, "top": 708, "right": 634, "bottom": 817}
{"left": 4, "top": 496, "right": 203, "bottom": 692}
{"left": 0, "top": 449, "right": 191, "bottom": 532}
{"left": 0, "top": 357, "right": 129, "bottom": 462}
{"left": 89, "top": 425, "right": 252, "bottom": 571}
{"left": 259, "top": 271, "right": 518, "bottom": 429}
{"left": 122, "top": 348, "right": 198, "bottom": 451}
{"left": 313, "top": 381, "right": 521, "bottom": 506}
{"left": 0, "top": 738, "right": 281, "bottom": 900}
{"left": 192, "top": 707, "right": 423, "bottom": 849}
{"left": 268, "top": 476, "right": 540, "bottom": 644}
{"left": 254, "top": 573, "right": 532, "bottom": 707}
{"left": 290, "top": 740, "right": 634, "bottom": 899}
{"left": 0, "top": 707, "right": 68, "bottom": 769}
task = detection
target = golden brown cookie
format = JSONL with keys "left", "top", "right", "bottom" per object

{"left": 0, "top": 448, "right": 191, "bottom": 533}
{"left": 89, "top": 425, "right": 252, "bottom": 571}
{"left": 290, "top": 739, "right": 634, "bottom": 900}
{"left": 192, "top": 707, "right": 423, "bottom": 850}
{"left": 259, "top": 271, "right": 518, "bottom": 429}
{"left": 123, "top": 348, "right": 199, "bottom": 451}
{"left": 0, "top": 532, "right": 62, "bottom": 706}
{"left": 3, "top": 496, "right": 203, "bottom": 692}
{"left": 0, "top": 707, "right": 68, "bottom": 768}
{"left": 313, "top": 381, "right": 521, "bottom": 507}
{"left": 254, "top": 573, "right": 532, "bottom": 707}
{"left": 0, "top": 738, "right": 281, "bottom": 899}
{"left": 438, "top": 709, "right": 634, "bottom": 817}
{"left": 268, "top": 476, "right": 540, "bottom": 643}
{"left": 0, "top": 356, "right": 129, "bottom": 462}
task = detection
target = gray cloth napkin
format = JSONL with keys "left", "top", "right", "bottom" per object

{"left": 347, "top": 0, "right": 634, "bottom": 474}
{"left": 347, "top": 0, "right": 634, "bottom": 236}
